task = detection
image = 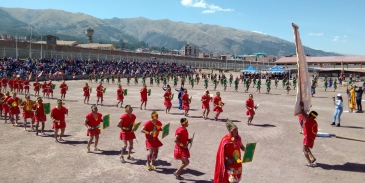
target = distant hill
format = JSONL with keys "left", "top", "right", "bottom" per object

{"left": 0, "top": 7, "right": 341, "bottom": 57}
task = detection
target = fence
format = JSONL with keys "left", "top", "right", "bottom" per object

{"left": 1, "top": 47, "right": 274, "bottom": 71}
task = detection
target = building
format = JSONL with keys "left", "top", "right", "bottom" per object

{"left": 181, "top": 43, "right": 199, "bottom": 57}
{"left": 76, "top": 43, "right": 116, "bottom": 50}
{"left": 36, "top": 40, "right": 78, "bottom": 47}
{"left": 169, "top": 49, "right": 180, "bottom": 55}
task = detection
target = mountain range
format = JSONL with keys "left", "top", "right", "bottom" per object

{"left": 0, "top": 7, "right": 340, "bottom": 57}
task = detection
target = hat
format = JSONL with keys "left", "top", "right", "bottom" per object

{"left": 225, "top": 119, "right": 237, "bottom": 131}
{"left": 36, "top": 97, "right": 42, "bottom": 101}
{"left": 57, "top": 99, "right": 65, "bottom": 104}
{"left": 337, "top": 93, "right": 342, "bottom": 97}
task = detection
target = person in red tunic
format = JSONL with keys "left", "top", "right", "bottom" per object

{"left": 182, "top": 89, "right": 190, "bottom": 116}
{"left": 83, "top": 83, "right": 90, "bottom": 104}
{"left": 173, "top": 118, "right": 192, "bottom": 180}
{"left": 59, "top": 80, "right": 67, "bottom": 100}
{"left": 47, "top": 80, "right": 54, "bottom": 99}
{"left": 141, "top": 111, "right": 163, "bottom": 170}
{"left": 201, "top": 90, "right": 212, "bottom": 120}
{"left": 13, "top": 78, "right": 19, "bottom": 93}
{"left": 116, "top": 84, "right": 124, "bottom": 108}
{"left": 299, "top": 102, "right": 318, "bottom": 167}
{"left": 163, "top": 88, "right": 172, "bottom": 114}
{"left": 32, "top": 97, "right": 47, "bottom": 136}
{"left": 20, "top": 94, "right": 35, "bottom": 131}
{"left": 0, "top": 78, "right": 2, "bottom": 92}
{"left": 9, "top": 77, "right": 14, "bottom": 92}
{"left": 18, "top": 79, "right": 24, "bottom": 94}
{"left": 33, "top": 79, "right": 41, "bottom": 97}
{"left": 213, "top": 92, "right": 225, "bottom": 121}
{"left": 96, "top": 82, "right": 104, "bottom": 106}
{"left": 1, "top": 91, "right": 10, "bottom": 123}
{"left": 24, "top": 78, "right": 30, "bottom": 95}
{"left": 214, "top": 120, "right": 246, "bottom": 183}
{"left": 42, "top": 81, "right": 48, "bottom": 98}
{"left": 85, "top": 104, "right": 103, "bottom": 153}
{"left": 1, "top": 77, "right": 7, "bottom": 92}
{"left": 117, "top": 105, "right": 137, "bottom": 163}
{"left": 140, "top": 84, "right": 148, "bottom": 110}
{"left": 51, "top": 99, "right": 68, "bottom": 142}
{"left": 7, "top": 92, "right": 21, "bottom": 126}
{"left": 245, "top": 94, "right": 257, "bottom": 125}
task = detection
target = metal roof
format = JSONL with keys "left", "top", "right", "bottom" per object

{"left": 275, "top": 56, "right": 365, "bottom": 64}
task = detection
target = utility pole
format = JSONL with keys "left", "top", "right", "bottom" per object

{"left": 29, "top": 26, "right": 32, "bottom": 59}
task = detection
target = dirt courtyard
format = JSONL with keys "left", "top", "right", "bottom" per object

{"left": 0, "top": 70, "right": 364, "bottom": 183}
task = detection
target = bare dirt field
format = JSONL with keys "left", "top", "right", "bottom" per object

{"left": 0, "top": 70, "right": 364, "bottom": 183}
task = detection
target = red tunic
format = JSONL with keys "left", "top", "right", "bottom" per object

{"left": 245, "top": 99, "right": 255, "bottom": 116}
{"left": 174, "top": 127, "right": 190, "bottom": 159}
{"left": 83, "top": 86, "right": 90, "bottom": 97}
{"left": 51, "top": 106, "right": 68, "bottom": 129}
{"left": 214, "top": 134, "right": 243, "bottom": 183}
{"left": 85, "top": 112, "right": 102, "bottom": 136}
{"left": 13, "top": 80, "right": 19, "bottom": 89}
{"left": 163, "top": 91, "right": 172, "bottom": 107}
{"left": 201, "top": 94, "right": 210, "bottom": 109}
{"left": 9, "top": 79, "right": 14, "bottom": 89}
{"left": 303, "top": 118, "right": 318, "bottom": 149}
{"left": 1, "top": 96, "right": 10, "bottom": 113}
{"left": 18, "top": 80, "right": 24, "bottom": 89}
{"left": 0, "top": 93, "right": 4, "bottom": 110}
{"left": 182, "top": 93, "right": 190, "bottom": 109}
{"left": 213, "top": 96, "right": 223, "bottom": 113}
{"left": 117, "top": 88, "right": 124, "bottom": 100}
{"left": 7, "top": 97, "right": 20, "bottom": 115}
{"left": 32, "top": 103, "right": 46, "bottom": 122}
{"left": 143, "top": 120, "right": 163, "bottom": 149}
{"left": 60, "top": 83, "right": 67, "bottom": 94}
{"left": 20, "top": 100, "right": 34, "bottom": 119}
{"left": 140, "top": 88, "right": 148, "bottom": 102}
{"left": 1, "top": 78, "right": 7, "bottom": 87}
{"left": 33, "top": 82, "right": 40, "bottom": 91}
{"left": 23, "top": 81, "right": 30, "bottom": 90}
{"left": 96, "top": 85, "right": 103, "bottom": 97}
{"left": 47, "top": 83, "right": 53, "bottom": 93}
{"left": 42, "top": 83, "right": 47, "bottom": 93}
{"left": 119, "top": 113, "right": 136, "bottom": 140}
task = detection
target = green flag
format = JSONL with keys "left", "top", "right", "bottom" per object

{"left": 124, "top": 89, "right": 127, "bottom": 96}
{"left": 131, "top": 121, "right": 142, "bottom": 132}
{"left": 90, "top": 87, "right": 92, "bottom": 93}
{"left": 44, "top": 103, "right": 51, "bottom": 114}
{"left": 242, "top": 143, "right": 257, "bottom": 163}
{"left": 171, "top": 93, "right": 174, "bottom": 100}
{"left": 162, "top": 122, "right": 170, "bottom": 139}
{"left": 52, "top": 84, "right": 56, "bottom": 90}
{"left": 103, "top": 114, "right": 110, "bottom": 129}
{"left": 19, "top": 98, "right": 23, "bottom": 104}
{"left": 103, "top": 88, "right": 106, "bottom": 93}
{"left": 148, "top": 89, "right": 151, "bottom": 96}
{"left": 40, "top": 84, "right": 42, "bottom": 88}
{"left": 66, "top": 86, "right": 69, "bottom": 91}
{"left": 31, "top": 101, "right": 36, "bottom": 106}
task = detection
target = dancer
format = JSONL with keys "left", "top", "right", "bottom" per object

{"left": 1, "top": 91, "right": 11, "bottom": 123}
{"left": 201, "top": 90, "right": 211, "bottom": 119}
{"left": 246, "top": 94, "right": 257, "bottom": 125}
{"left": 7, "top": 92, "right": 21, "bottom": 126}
{"left": 24, "top": 77, "right": 30, "bottom": 95}
{"left": 141, "top": 111, "right": 163, "bottom": 171}
{"left": 173, "top": 118, "right": 192, "bottom": 180}
{"left": 213, "top": 92, "right": 224, "bottom": 121}
{"left": 33, "top": 97, "right": 47, "bottom": 136}
{"left": 60, "top": 80, "right": 68, "bottom": 100}
{"left": 324, "top": 78, "right": 328, "bottom": 92}
{"left": 293, "top": 77, "right": 297, "bottom": 90}
{"left": 118, "top": 105, "right": 137, "bottom": 163}
{"left": 117, "top": 84, "right": 125, "bottom": 108}
{"left": 96, "top": 82, "right": 104, "bottom": 106}
{"left": 47, "top": 80, "right": 54, "bottom": 99}
{"left": 333, "top": 79, "right": 337, "bottom": 92}
{"left": 140, "top": 84, "right": 148, "bottom": 110}
{"left": 182, "top": 89, "right": 190, "bottom": 116}
{"left": 20, "top": 94, "right": 35, "bottom": 131}
{"left": 331, "top": 94, "right": 343, "bottom": 127}
{"left": 274, "top": 77, "right": 278, "bottom": 89}
{"left": 33, "top": 79, "right": 40, "bottom": 97}
{"left": 214, "top": 120, "right": 245, "bottom": 183}
{"left": 85, "top": 105, "right": 103, "bottom": 153}
{"left": 42, "top": 81, "right": 47, "bottom": 98}
{"left": 83, "top": 83, "right": 90, "bottom": 104}
{"left": 285, "top": 80, "right": 291, "bottom": 95}
{"left": 51, "top": 99, "right": 68, "bottom": 142}
{"left": 266, "top": 78, "right": 271, "bottom": 94}
{"left": 1, "top": 76, "right": 7, "bottom": 92}
{"left": 163, "top": 88, "right": 172, "bottom": 114}
{"left": 255, "top": 79, "right": 261, "bottom": 94}
{"left": 234, "top": 77, "right": 239, "bottom": 92}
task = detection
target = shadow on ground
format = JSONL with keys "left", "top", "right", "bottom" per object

{"left": 316, "top": 162, "right": 365, "bottom": 173}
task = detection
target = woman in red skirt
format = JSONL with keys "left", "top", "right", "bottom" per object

{"left": 42, "top": 81, "right": 47, "bottom": 98}
{"left": 20, "top": 94, "right": 35, "bottom": 131}
{"left": 7, "top": 92, "right": 21, "bottom": 126}
{"left": 84, "top": 104, "right": 103, "bottom": 153}
{"left": 173, "top": 118, "right": 192, "bottom": 180}
{"left": 116, "top": 84, "right": 124, "bottom": 108}
{"left": 1, "top": 91, "right": 10, "bottom": 123}
{"left": 141, "top": 111, "right": 163, "bottom": 170}
{"left": 182, "top": 89, "right": 190, "bottom": 116}
{"left": 140, "top": 84, "right": 148, "bottom": 110}
{"left": 163, "top": 88, "right": 172, "bottom": 114}
{"left": 213, "top": 92, "right": 225, "bottom": 121}
{"left": 83, "top": 83, "right": 90, "bottom": 104}
{"left": 33, "top": 97, "right": 47, "bottom": 136}
{"left": 117, "top": 105, "right": 137, "bottom": 163}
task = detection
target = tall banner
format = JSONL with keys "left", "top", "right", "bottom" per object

{"left": 293, "top": 23, "right": 312, "bottom": 115}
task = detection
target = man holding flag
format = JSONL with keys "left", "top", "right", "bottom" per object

{"left": 117, "top": 105, "right": 137, "bottom": 163}
{"left": 173, "top": 118, "right": 192, "bottom": 180}
{"left": 51, "top": 99, "right": 68, "bottom": 142}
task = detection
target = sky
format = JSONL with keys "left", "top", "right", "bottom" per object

{"left": 1, "top": 0, "right": 365, "bottom": 55}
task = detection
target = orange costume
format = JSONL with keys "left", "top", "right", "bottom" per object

{"left": 7, "top": 97, "right": 20, "bottom": 115}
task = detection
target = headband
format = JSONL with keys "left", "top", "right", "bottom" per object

{"left": 181, "top": 119, "right": 188, "bottom": 125}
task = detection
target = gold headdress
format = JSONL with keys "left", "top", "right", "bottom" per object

{"left": 225, "top": 119, "right": 237, "bottom": 131}
{"left": 151, "top": 111, "right": 158, "bottom": 120}
{"left": 125, "top": 105, "right": 132, "bottom": 112}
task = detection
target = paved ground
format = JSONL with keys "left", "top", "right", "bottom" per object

{"left": 0, "top": 70, "right": 364, "bottom": 183}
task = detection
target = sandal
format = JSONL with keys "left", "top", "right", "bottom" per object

{"left": 127, "top": 156, "right": 135, "bottom": 161}
{"left": 174, "top": 172, "right": 184, "bottom": 180}
{"left": 146, "top": 165, "right": 152, "bottom": 171}
{"left": 305, "top": 163, "right": 316, "bottom": 167}
{"left": 120, "top": 158, "right": 126, "bottom": 164}
{"left": 87, "top": 148, "right": 91, "bottom": 153}
{"left": 311, "top": 158, "right": 317, "bottom": 164}
{"left": 150, "top": 165, "right": 156, "bottom": 170}
{"left": 94, "top": 148, "right": 101, "bottom": 151}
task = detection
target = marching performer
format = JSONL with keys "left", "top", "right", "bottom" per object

{"left": 182, "top": 89, "right": 190, "bottom": 116}
{"left": 1, "top": 76, "right": 7, "bottom": 92}
{"left": 214, "top": 120, "right": 245, "bottom": 183}
{"left": 7, "top": 92, "right": 21, "bottom": 126}
{"left": 246, "top": 94, "right": 257, "bottom": 125}
{"left": 60, "top": 80, "right": 68, "bottom": 100}
{"left": 96, "top": 82, "right": 104, "bottom": 106}
{"left": 274, "top": 77, "right": 279, "bottom": 89}
{"left": 85, "top": 104, "right": 103, "bottom": 153}
{"left": 20, "top": 94, "right": 35, "bottom": 131}
{"left": 51, "top": 99, "right": 68, "bottom": 142}
{"left": 42, "top": 81, "right": 47, "bottom": 98}
{"left": 173, "top": 118, "right": 192, "bottom": 180}
{"left": 118, "top": 105, "right": 137, "bottom": 163}
{"left": 255, "top": 79, "right": 261, "bottom": 94}
{"left": 83, "top": 83, "right": 90, "bottom": 104}
{"left": 140, "top": 84, "right": 148, "bottom": 110}
{"left": 33, "top": 97, "right": 47, "bottom": 136}
{"left": 285, "top": 80, "right": 291, "bottom": 95}
{"left": 47, "top": 80, "right": 54, "bottom": 99}
{"left": 266, "top": 78, "right": 271, "bottom": 94}
{"left": 293, "top": 77, "right": 297, "bottom": 90}
{"left": 33, "top": 79, "right": 41, "bottom": 97}
{"left": 24, "top": 77, "right": 30, "bottom": 95}
{"left": 18, "top": 78, "right": 24, "bottom": 94}
{"left": 1, "top": 91, "right": 10, "bottom": 123}
{"left": 117, "top": 84, "right": 124, "bottom": 108}
{"left": 201, "top": 90, "right": 211, "bottom": 119}
{"left": 333, "top": 79, "right": 338, "bottom": 92}
{"left": 213, "top": 92, "right": 225, "bottom": 121}
{"left": 141, "top": 111, "right": 163, "bottom": 171}
{"left": 163, "top": 88, "right": 172, "bottom": 114}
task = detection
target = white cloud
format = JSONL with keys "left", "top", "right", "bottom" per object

{"left": 333, "top": 36, "right": 339, "bottom": 41}
{"left": 308, "top": 33, "right": 323, "bottom": 36}
{"left": 343, "top": 35, "right": 347, "bottom": 38}
{"left": 252, "top": 31, "right": 267, "bottom": 35}
{"left": 181, "top": 0, "right": 234, "bottom": 14}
